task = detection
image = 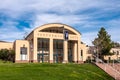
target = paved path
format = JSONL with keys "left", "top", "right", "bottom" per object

{"left": 95, "top": 63, "right": 120, "bottom": 80}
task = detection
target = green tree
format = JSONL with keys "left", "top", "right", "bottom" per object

{"left": 0, "top": 49, "right": 15, "bottom": 62}
{"left": 92, "top": 27, "right": 113, "bottom": 60}
{"left": 112, "top": 41, "right": 120, "bottom": 48}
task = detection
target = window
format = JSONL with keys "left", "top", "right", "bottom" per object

{"left": 20, "top": 47, "right": 27, "bottom": 60}
{"left": 117, "top": 51, "right": 119, "bottom": 55}
{"left": 118, "top": 57, "right": 120, "bottom": 60}
{"left": 113, "top": 50, "right": 115, "bottom": 54}
{"left": 81, "top": 50, "right": 83, "bottom": 56}
{"left": 108, "top": 57, "right": 111, "bottom": 61}
{"left": 21, "top": 54, "right": 27, "bottom": 60}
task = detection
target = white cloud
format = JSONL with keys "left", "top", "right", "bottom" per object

{"left": 81, "top": 31, "right": 98, "bottom": 46}
{"left": 107, "top": 19, "right": 120, "bottom": 43}
{"left": 0, "top": 0, "right": 119, "bottom": 45}
{"left": 0, "top": 0, "right": 119, "bottom": 15}
{"left": 0, "top": 26, "right": 24, "bottom": 42}
{"left": 32, "top": 14, "right": 91, "bottom": 27}
{"left": 0, "top": 21, "right": 25, "bottom": 42}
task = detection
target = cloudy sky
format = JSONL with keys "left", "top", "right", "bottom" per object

{"left": 0, "top": 0, "right": 120, "bottom": 45}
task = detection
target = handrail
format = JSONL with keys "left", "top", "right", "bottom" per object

{"left": 94, "top": 57, "right": 120, "bottom": 79}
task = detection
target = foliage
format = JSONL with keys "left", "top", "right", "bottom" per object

{"left": 0, "top": 63, "right": 114, "bottom": 80}
{"left": 0, "top": 49, "right": 15, "bottom": 62}
{"left": 112, "top": 41, "right": 120, "bottom": 48}
{"left": 92, "top": 27, "right": 113, "bottom": 59}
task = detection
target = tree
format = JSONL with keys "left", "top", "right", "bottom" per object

{"left": 112, "top": 41, "right": 120, "bottom": 48}
{"left": 0, "top": 49, "right": 15, "bottom": 62}
{"left": 92, "top": 27, "right": 113, "bottom": 60}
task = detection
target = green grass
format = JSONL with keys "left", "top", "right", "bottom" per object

{"left": 0, "top": 62, "right": 114, "bottom": 80}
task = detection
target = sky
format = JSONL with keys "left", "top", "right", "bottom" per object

{"left": 0, "top": 0, "right": 120, "bottom": 45}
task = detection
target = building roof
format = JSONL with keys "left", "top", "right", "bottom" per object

{"left": 25, "top": 23, "right": 81, "bottom": 39}
{"left": 0, "top": 40, "right": 12, "bottom": 43}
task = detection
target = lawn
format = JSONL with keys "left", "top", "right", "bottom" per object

{"left": 0, "top": 62, "right": 114, "bottom": 80}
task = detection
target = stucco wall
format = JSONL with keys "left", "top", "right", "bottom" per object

{"left": 104, "top": 48, "right": 120, "bottom": 60}
{"left": 0, "top": 42, "right": 13, "bottom": 50}
{"left": 14, "top": 40, "right": 29, "bottom": 63}
{"left": 80, "top": 43, "right": 88, "bottom": 61}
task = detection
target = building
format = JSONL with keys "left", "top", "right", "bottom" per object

{"left": 0, "top": 23, "right": 88, "bottom": 63}
{"left": 0, "top": 41, "right": 13, "bottom": 49}
{"left": 104, "top": 48, "right": 120, "bottom": 61}
{"left": 88, "top": 46, "right": 120, "bottom": 61}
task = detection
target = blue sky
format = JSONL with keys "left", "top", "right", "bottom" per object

{"left": 0, "top": 0, "right": 120, "bottom": 45}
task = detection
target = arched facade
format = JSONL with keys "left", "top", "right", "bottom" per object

{"left": 14, "top": 23, "right": 88, "bottom": 63}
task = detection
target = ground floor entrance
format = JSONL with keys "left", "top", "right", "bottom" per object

{"left": 53, "top": 40, "right": 63, "bottom": 63}
{"left": 37, "top": 38, "right": 77, "bottom": 63}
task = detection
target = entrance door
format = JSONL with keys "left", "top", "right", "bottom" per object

{"left": 53, "top": 49, "right": 63, "bottom": 63}
{"left": 68, "top": 41, "right": 73, "bottom": 62}
{"left": 37, "top": 53, "right": 49, "bottom": 63}
{"left": 53, "top": 40, "right": 63, "bottom": 63}
{"left": 68, "top": 49, "right": 72, "bottom": 62}
{"left": 37, "top": 38, "right": 49, "bottom": 63}
{"left": 37, "top": 54, "right": 43, "bottom": 63}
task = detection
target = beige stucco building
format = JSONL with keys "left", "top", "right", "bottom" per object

{"left": 0, "top": 41, "right": 13, "bottom": 49}
{"left": 88, "top": 46, "right": 120, "bottom": 61}
{"left": 0, "top": 23, "right": 89, "bottom": 63}
{"left": 104, "top": 48, "right": 120, "bottom": 61}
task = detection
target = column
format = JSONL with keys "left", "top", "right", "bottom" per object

{"left": 73, "top": 42, "right": 77, "bottom": 63}
{"left": 49, "top": 38, "right": 53, "bottom": 63}
{"left": 77, "top": 41, "right": 81, "bottom": 63}
{"left": 29, "top": 39, "right": 33, "bottom": 62}
{"left": 63, "top": 40, "right": 68, "bottom": 63}
{"left": 33, "top": 37, "right": 37, "bottom": 62}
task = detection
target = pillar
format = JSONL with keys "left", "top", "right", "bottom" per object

{"left": 29, "top": 39, "right": 33, "bottom": 62}
{"left": 77, "top": 41, "right": 81, "bottom": 63}
{"left": 73, "top": 42, "right": 77, "bottom": 63}
{"left": 33, "top": 37, "right": 37, "bottom": 62}
{"left": 63, "top": 40, "right": 68, "bottom": 63}
{"left": 49, "top": 38, "right": 53, "bottom": 63}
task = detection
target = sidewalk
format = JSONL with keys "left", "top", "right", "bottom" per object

{"left": 95, "top": 63, "right": 120, "bottom": 80}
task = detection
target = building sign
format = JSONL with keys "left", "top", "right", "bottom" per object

{"left": 64, "top": 30, "right": 68, "bottom": 40}
{"left": 37, "top": 32, "right": 78, "bottom": 40}
{"left": 20, "top": 47, "right": 27, "bottom": 54}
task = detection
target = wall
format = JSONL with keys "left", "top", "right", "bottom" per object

{"left": 14, "top": 40, "right": 29, "bottom": 63}
{"left": 0, "top": 42, "right": 13, "bottom": 50}
{"left": 80, "top": 43, "right": 88, "bottom": 61}
{"left": 104, "top": 48, "right": 120, "bottom": 60}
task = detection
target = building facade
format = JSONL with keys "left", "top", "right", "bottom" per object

{"left": 104, "top": 48, "right": 120, "bottom": 61}
{"left": 88, "top": 46, "right": 120, "bottom": 61}
{"left": 0, "top": 23, "right": 88, "bottom": 63}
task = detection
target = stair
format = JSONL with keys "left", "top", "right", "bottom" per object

{"left": 95, "top": 62, "right": 120, "bottom": 80}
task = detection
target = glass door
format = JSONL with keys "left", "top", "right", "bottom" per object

{"left": 37, "top": 38, "right": 49, "bottom": 63}
{"left": 53, "top": 40, "right": 63, "bottom": 63}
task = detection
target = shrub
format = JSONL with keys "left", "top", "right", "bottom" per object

{"left": 0, "top": 49, "right": 15, "bottom": 62}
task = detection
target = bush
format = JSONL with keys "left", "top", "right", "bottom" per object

{"left": 0, "top": 49, "right": 15, "bottom": 62}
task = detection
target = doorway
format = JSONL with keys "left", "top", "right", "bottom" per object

{"left": 37, "top": 38, "right": 49, "bottom": 63}
{"left": 53, "top": 40, "right": 63, "bottom": 63}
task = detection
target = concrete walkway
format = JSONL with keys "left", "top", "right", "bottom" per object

{"left": 95, "top": 63, "right": 120, "bottom": 80}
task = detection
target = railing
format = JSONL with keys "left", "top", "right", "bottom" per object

{"left": 93, "top": 56, "right": 120, "bottom": 80}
